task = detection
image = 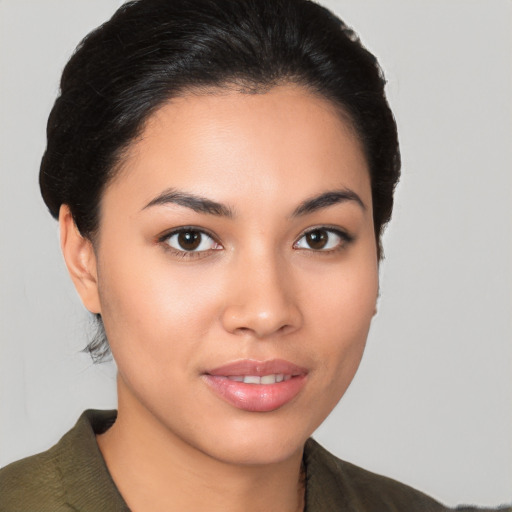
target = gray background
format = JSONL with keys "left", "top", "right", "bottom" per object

{"left": 0, "top": 0, "right": 511, "bottom": 507}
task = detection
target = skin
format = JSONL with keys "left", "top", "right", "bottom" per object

{"left": 60, "top": 84, "right": 379, "bottom": 512}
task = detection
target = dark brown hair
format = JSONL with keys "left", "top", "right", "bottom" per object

{"left": 39, "top": 0, "right": 400, "bottom": 360}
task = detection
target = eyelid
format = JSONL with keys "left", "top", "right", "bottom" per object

{"left": 157, "top": 226, "right": 223, "bottom": 255}
{"left": 157, "top": 225, "right": 216, "bottom": 242}
{"left": 294, "top": 226, "right": 354, "bottom": 251}
{"left": 156, "top": 225, "right": 352, "bottom": 257}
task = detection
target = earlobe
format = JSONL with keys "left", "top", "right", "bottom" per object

{"left": 59, "top": 205, "right": 101, "bottom": 314}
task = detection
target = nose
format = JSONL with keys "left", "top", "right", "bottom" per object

{"left": 220, "top": 253, "right": 303, "bottom": 339}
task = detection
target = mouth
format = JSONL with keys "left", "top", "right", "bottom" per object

{"left": 203, "top": 359, "right": 308, "bottom": 412}
{"left": 225, "top": 374, "right": 293, "bottom": 384}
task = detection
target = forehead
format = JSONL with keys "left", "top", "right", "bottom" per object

{"left": 105, "top": 84, "right": 371, "bottom": 213}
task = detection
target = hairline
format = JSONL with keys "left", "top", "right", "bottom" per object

{"left": 87, "top": 79, "right": 368, "bottom": 246}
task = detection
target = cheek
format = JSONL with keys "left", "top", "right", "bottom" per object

{"left": 286, "top": 254, "right": 378, "bottom": 435}
{"left": 305, "top": 253, "right": 378, "bottom": 379}
{"left": 95, "top": 243, "right": 222, "bottom": 368}
{"left": 308, "top": 255, "right": 378, "bottom": 334}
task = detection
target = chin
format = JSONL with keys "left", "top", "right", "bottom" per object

{"left": 208, "top": 434, "right": 305, "bottom": 467}
{"left": 189, "top": 412, "right": 317, "bottom": 467}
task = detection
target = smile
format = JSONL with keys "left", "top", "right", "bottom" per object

{"left": 226, "top": 374, "right": 292, "bottom": 384}
{"left": 203, "top": 360, "right": 308, "bottom": 412}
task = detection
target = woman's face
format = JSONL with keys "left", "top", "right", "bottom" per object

{"left": 83, "top": 85, "right": 378, "bottom": 465}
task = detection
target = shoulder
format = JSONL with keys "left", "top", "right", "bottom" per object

{"left": 0, "top": 410, "right": 122, "bottom": 512}
{"left": 0, "top": 444, "right": 69, "bottom": 511}
{"left": 304, "top": 437, "right": 448, "bottom": 511}
{"left": 303, "top": 438, "right": 510, "bottom": 512}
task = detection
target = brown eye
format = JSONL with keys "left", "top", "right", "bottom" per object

{"left": 178, "top": 230, "right": 201, "bottom": 250}
{"left": 294, "top": 228, "right": 350, "bottom": 251}
{"left": 164, "top": 229, "right": 220, "bottom": 253}
{"left": 305, "top": 229, "right": 328, "bottom": 249}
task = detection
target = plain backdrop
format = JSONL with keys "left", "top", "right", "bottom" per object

{"left": 0, "top": 0, "right": 511, "bottom": 507}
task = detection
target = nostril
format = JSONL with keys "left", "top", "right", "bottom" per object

{"left": 279, "top": 324, "right": 295, "bottom": 335}
{"left": 230, "top": 320, "right": 298, "bottom": 339}
{"left": 234, "top": 327, "right": 251, "bottom": 335}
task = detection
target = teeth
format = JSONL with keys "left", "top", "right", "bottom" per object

{"left": 244, "top": 375, "right": 261, "bottom": 384}
{"left": 226, "top": 374, "right": 290, "bottom": 384}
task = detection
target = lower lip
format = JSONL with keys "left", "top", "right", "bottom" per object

{"left": 203, "top": 375, "right": 307, "bottom": 412}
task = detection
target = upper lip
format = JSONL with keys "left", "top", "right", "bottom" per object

{"left": 206, "top": 359, "right": 308, "bottom": 377}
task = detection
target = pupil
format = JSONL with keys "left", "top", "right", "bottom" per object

{"left": 178, "top": 231, "right": 201, "bottom": 250}
{"left": 307, "top": 230, "right": 327, "bottom": 249}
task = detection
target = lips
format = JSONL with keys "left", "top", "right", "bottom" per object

{"left": 203, "top": 359, "right": 308, "bottom": 412}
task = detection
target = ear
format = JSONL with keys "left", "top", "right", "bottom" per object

{"left": 373, "top": 284, "right": 380, "bottom": 317}
{"left": 59, "top": 205, "right": 101, "bottom": 314}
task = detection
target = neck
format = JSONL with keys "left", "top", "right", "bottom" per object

{"left": 97, "top": 380, "right": 305, "bottom": 512}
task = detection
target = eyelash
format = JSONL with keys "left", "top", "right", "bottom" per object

{"left": 158, "top": 227, "right": 222, "bottom": 259}
{"left": 294, "top": 227, "right": 354, "bottom": 253}
{"left": 157, "top": 226, "right": 353, "bottom": 259}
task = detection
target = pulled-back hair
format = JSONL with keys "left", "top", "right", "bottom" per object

{"left": 39, "top": 0, "right": 400, "bottom": 361}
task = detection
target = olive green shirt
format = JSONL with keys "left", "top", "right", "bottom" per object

{"left": 0, "top": 410, "right": 509, "bottom": 511}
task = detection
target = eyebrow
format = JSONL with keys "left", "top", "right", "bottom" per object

{"left": 143, "top": 188, "right": 234, "bottom": 217}
{"left": 142, "top": 187, "right": 365, "bottom": 218}
{"left": 292, "top": 189, "right": 366, "bottom": 217}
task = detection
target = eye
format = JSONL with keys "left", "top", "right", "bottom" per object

{"left": 294, "top": 228, "right": 351, "bottom": 251}
{"left": 162, "top": 228, "right": 221, "bottom": 253}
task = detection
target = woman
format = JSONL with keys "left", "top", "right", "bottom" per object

{"left": 0, "top": 0, "right": 510, "bottom": 510}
